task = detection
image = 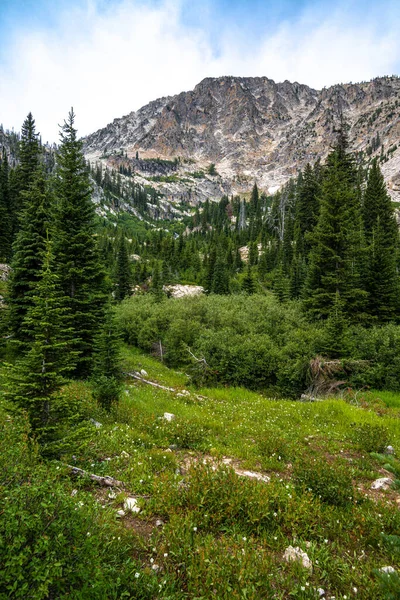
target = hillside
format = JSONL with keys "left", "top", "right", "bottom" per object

{"left": 84, "top": 75, "right": 400, "bottom": 203}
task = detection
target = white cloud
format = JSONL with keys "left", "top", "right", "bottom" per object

{"left": 1, "top": 0, "right": 399, "bottom": 142}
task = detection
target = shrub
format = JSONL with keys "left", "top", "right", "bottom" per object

{"left": 351, "top": 422, "right": 390, "bottom": 453}
{"left": 293, "top": 456, "right": 355, "bottom": 507}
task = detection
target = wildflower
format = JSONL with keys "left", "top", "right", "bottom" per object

{"left": 193, "top": 527, "right": 198, "bottom": 532}
{"left": 135, "top": 572, "right": 140, "bottom": 579}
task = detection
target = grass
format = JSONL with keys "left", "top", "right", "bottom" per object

{"left": 2, "top": 346, "right": 400, "bottom": 599}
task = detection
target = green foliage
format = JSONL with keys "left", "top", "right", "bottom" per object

{"left": 114, "top": 233, "right": 132, "bottom": 301}
{"left": 7, "top": 167, "right": 51, "bottom": 345}
{"left": 293, "top": 455, "right": 355, "bottom": 507}
{"left": 53, "top": 109, "right": 107, "bottom": 377}
{"left": 351, "top": 422, "right": 390, "bottom": 453}
{"left": 0, "top": 409, "right": 158, "bottom": 599}
{"left": 91, "top": 307, "right": 123, "bottom": 411}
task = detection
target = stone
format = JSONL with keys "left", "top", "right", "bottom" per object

{"left": 283, "top": 546, "right": 312, "bottom": 570}
{"left": 155, "top": 519, "right": 164, "bottom": 527}
{"left": 163, "top": 412, "right": 176, "bottom": 422}
{"left": 317, "top": 590, "right": 325, "bottom": 598}
{"left": 371, "top": 477, "right": 392, "bottom": 490}
{"left": 151, "top": 564, "right": 160, "bottom": 572}
{"left": 124, "top": 497, "right": 141, "bottom": 514}
{"left": 116, "top": 510, "right": 126, "bottom": 517}
{"left": 163, "top": 284, "right": 204, "bottom": 299}
{"left": 385, "top": 445, "right": 395, "bottom": 455}
{"left": 140, "top": 369, "right": 148, "bottom": 377}
{"left": 380, "top": 566, "right": 396, "bottom": 574}
{"left": 108, "top": 491, "right": 116, "bottom": 499}
{"left": 239, "top": 470, "right": 270, "bottom": 484}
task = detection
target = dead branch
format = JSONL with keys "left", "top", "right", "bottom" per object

{"left": 67, "top": 465, "right": 124, "bottom": 488}
{"left": 125, "top": 372, "right": 176, "bottom": 393}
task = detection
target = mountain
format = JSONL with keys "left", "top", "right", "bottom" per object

{"left": 83, "top": 75, "right": 400, "bottom": 203}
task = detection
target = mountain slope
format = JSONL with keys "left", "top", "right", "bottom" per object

{"left": 84, "top": 75, "right": 400, "bottom": 202}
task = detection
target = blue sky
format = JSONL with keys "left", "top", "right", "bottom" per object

{"left": 1, "top": 0, "right": 400, "bottom": 141}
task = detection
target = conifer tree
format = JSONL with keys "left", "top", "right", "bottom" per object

{"left": 115, "top": 234, "right": 132, "bottom": 301}
{"left": 304, "top": 139, "right": 367, "bottom": 321}
{"left": 241, "top": 264, "right": 256, "bottom": 294}
{"left": 11, "top": 113, "right": 41, "bottom": 234}
{"left": 211, "top": 258, "right": 230, "bottom": 294}
{"left": 91, "top": 307, "right": 122, "bottom": 411}
{"left": 0, "top": 149, "right": 12, "bottom": 260}
{"left": 7, "top": 167, "right": 51, "bottom": 345}
{"left": 53, "top": 109, "right": 107, "bottom": 377}
{"left": 363, "top": 159, "right": 399, "bottom": 321}
{"left": 5, "top": 242, "right": 77, "bottom": 449}
{"left": 150, "top": 261, "right": 164, "bottom": 302}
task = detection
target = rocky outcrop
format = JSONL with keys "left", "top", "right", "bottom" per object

{"left": 84, "top": 75, "right": 400, "bottom": 202}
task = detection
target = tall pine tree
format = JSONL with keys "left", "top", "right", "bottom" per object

{"left": 363, "top": 159, "right": 399, "bottom": 321}
{"left": 7, "top": 166, "right": 51, "bottom": 346}
{"left": 304, "top": 136, "right": 367, "bottom": 321}
{"left": 53, "top": 109, "right": 107, "bottom": 377}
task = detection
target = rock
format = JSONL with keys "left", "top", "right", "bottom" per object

{"left": 380, "top": 566, "right": 396, "bottom": 574}
{"left": 163, "top": 412, "right": 176, "bottom": 422}
{"left": 90, "top": 418, "right": 102, "bottom": 429}
{"left": 155, "top": 519, "right": 164, "bottom": 527}
{"left": 371, "top": 477, "right": 393, "bottom": 490}
{"left": 283, "top": 546, "right": 312, "bottom": 570}
{"left": 120, "top": 450, "right": 130, "bottom": 458}
{"left": 163, "top": 284, "right": 204, "bottom": 299}
{"left": 116, "top": 509, "right": 126, "bottom": 517}
{"left": 71, "top": 489, "right": 78, "bottom": 497}
{"left": 151, "top": 564, "right": 160, "bottom": 572}
{"left": 124, "top": 497, "right": 141, "bottom": 514}
{"left": 239, "top": 470, "right": 270, "bottom": 484}
{"left": 108, "top": 491, "right": 116, "bottom": 499}
{"left": 317, "top": 589, "right": 325, "bottom": 598}
{"left": 385, "top": 445, "right": 395, "bottom": 455}
{"left": 140, "top": 369, "right": 148, "bottom": 377}
{"left": 0, "top": 264, "right": 11, "bottom": 281}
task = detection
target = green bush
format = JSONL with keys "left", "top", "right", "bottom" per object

{"left": 0, "top": 408, "right": 157, "bottom": 599}
{"left": 293, "top": 456, "right": 355, "bottom": 507}
{"left": 351, "top": 422, "right": 390, "bottom": 453}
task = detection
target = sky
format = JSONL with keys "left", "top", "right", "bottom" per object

{"left": 1, "top": 0, "right": 400, "bottom": 142}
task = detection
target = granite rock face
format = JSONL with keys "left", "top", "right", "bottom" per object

{"left": 84, "top": 75, "right": 400, "bottom": 202}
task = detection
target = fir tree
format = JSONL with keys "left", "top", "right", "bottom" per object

{"left": 11, "top": 113, "right": 41, "bottom": 235}
{"left": 7, "top": 167, "right": 51, "bottom": 345}
{"left": 304, "top": 140, "right": 367, "bottom": 321}
{"left": 211, "top": 258, "right": 230, "bottom": 295}
{"left": 91, "top": 307, "right": 122, "bottom": 411}
{"left": 363, "top": 159, "right": 399, "bottom": 321}
{"left": 53, "top": 109, "right": 107, "bottom": 377}
{"left": 115, "top": 234, "right": 132, "bottom": 301}
{"left": 0, "top": 149, "right": 12, "bottom": 260}
{"left": 241, "top": 264, "right": 256, "bottom": 294}
{"left": 5, "top": 242, "right": 77, "bottom": 450}
{"left": 150, "top": 261, "right": 164, "bottom": 302}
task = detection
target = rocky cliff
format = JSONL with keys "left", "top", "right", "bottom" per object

{"left": 83, "top": 75, "right": 400, "bottom": 202}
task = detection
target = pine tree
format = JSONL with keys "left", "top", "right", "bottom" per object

{"left": 11, "top": 113, "right": 41, "bottom": 235}
{"left": 0, "top": 149, "right": 12, "bottom": 261}
{"left": 363, "top": 159, "right": 399, "bottom": 321}
{"left": 7, "top": 167, "right": 51, "bottom": 345}
{"left": 53, "top": 109, "right": 107, "bottom": 377}
{"left": 91, "top": 307, "right": 122, "bottom": 411}
{"left": 150, "top": 261, "right": 164, "bottom": 302}
{"left": 115, "top": 234, "right": 132, "bottom": 301}
{"left": 241, "top": 264, "right": 256, "bottom": 294}
{"left": 304, "top": 140, "right": 367, "bottom": 321}
{"left": 211, "top": 258, "right": 230, "bottom": 294}
{"left": 5, "top": 242, "right": 77, "bottom": 449}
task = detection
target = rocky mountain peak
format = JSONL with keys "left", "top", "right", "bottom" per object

{"left": 84, "top": 74, "right": 400, "bottom": 203}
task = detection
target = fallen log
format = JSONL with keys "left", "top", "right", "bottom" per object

{"left": 67, "top": 465, "right": 124, "bottom": 488}
{"left": 125, "top": 372, "right": 176, "bottom": 393}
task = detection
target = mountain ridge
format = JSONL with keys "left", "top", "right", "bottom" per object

{"left": 83, "top": 74, "right": 400, "bottom": 202}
